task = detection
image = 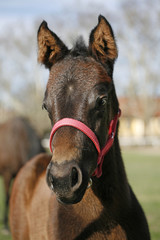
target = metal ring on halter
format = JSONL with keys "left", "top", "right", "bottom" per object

{"left": 87, "top": 178, "right": 92, "bottom": 189}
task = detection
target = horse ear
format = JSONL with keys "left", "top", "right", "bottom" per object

{"left": 37, "top": 21, "right": 69, "bottom": 69}
{"left": 89, "top": 15, "right": 118, "bottom": 74}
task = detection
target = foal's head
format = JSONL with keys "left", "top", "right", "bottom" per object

{"left": 38, "top": 15, "right": 119, "bottom": 204}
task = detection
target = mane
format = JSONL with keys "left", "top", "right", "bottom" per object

{"left": 70, "top": 37, "right": 89, "bottom": 57}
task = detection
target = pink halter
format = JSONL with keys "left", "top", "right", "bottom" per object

{"left": 49, "top": 109, "right": 121, "bottom": 178}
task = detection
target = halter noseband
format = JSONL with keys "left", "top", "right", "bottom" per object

{"left": 49, "top": 109, "right": 121, "bottom": 178}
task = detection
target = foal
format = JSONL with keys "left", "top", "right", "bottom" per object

{"left": 10, "top": 15, "right": 150, "bottom": 240}
{"left": 0, "top": 117, "right": 44, "bottom": 230}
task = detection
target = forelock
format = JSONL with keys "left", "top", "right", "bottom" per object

{"left": 70, "top": 37, "right": 89, "bottom": 57}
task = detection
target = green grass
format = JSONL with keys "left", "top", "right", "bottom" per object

{"left": 0, "top": 178, "right": 11, "bottom": 240}
{"left": 0, "top": 148, "right": 159, "bottom": 240}
{"left": 122, "top": 147, "right": 160, "bottom": 240}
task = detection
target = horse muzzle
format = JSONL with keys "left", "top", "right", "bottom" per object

{"left": 46, "top": 160, "right": 89, "bottom": 204}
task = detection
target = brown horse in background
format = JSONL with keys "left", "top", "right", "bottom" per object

{"left": 0, "top": 117, "right": 45, "bottom": 229}
{"left": 10, "top": 16, "right": 150, "bottom": 239}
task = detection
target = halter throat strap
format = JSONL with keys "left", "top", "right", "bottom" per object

{"left": 49, "top": 109, "right": 121, "bottom": 178}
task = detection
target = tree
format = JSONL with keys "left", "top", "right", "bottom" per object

{"left": 0, "top": 20, "right": 50, "bottom": 135}
{"left": 118, "top": 0, "right": 160, "bottom": 136}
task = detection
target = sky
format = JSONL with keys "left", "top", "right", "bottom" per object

{"left": 0, "top": 0, "right": 125, "bottom": 91}
{"left": 0, "top": 0, "right": 159, "bottom": 106}
{"left": 0, "top": 0, "right": 127, "bottom": 110}
{"left": 0, "top": 0, "right": 123, "bottom": 36}
{"left": 0, "top": 0, "right": 120, "bottom": 17}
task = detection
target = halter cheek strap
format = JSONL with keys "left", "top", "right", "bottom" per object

{"left": 49, "top": 109, "right": 121, "bottom": 178}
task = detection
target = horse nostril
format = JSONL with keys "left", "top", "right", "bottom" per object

{"left": 48, "top": 174, "right": 54, "bottom": 191}
{"left": 71, "top": 167, "right": 79, "bottom": 187}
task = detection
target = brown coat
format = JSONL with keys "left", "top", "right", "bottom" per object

{"left": 10, "top": 153, "right": 127, "bottom": 240}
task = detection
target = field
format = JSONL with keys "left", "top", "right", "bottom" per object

{"left": 0, "top": 147, "right": 159, "bottom": 240}
{"left": 122, "top": 147, "right": 160, "bottom": 240}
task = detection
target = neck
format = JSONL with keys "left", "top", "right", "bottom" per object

{"left": 92, "top": 136, "right": 130, "bottom": 216}
{"left": 53, "top": 138, "right": 130, "bottom": 239}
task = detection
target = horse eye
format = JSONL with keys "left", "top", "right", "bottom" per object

{"left": 42, "top": 102, "right": 47, "bottom": 110}
{"left": 96, "top": 96, "right": 108, "bottom": 108}
{"left": 101, "top": 97, "right": 108, "bottom": 105}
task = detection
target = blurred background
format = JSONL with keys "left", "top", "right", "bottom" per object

{"left": 0, "top": 0, "right": 159, "bottom": 239}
